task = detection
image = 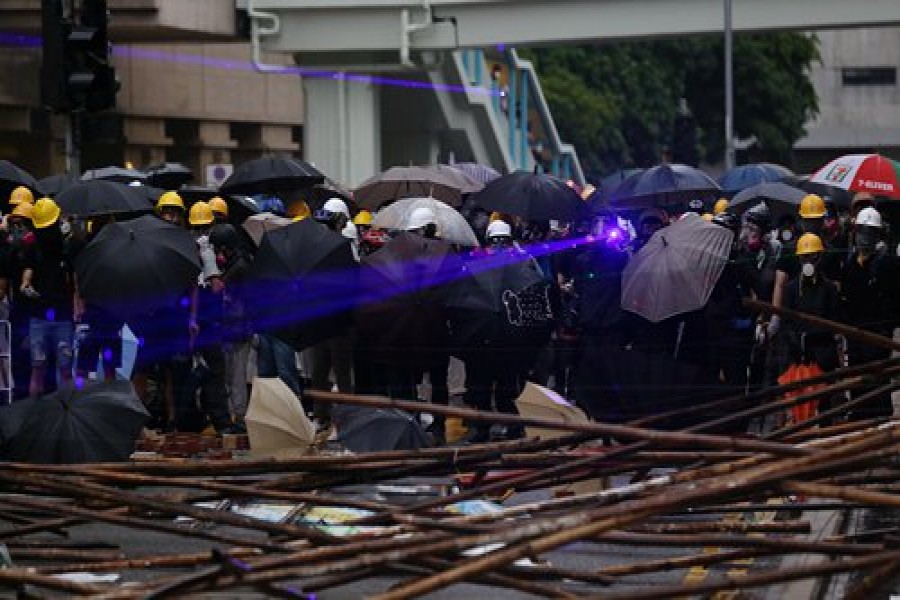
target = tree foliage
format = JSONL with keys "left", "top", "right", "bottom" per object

{"left": 522, "top": 32, "right": 819, "bottom": 176}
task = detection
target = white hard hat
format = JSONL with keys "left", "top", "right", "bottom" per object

{"left": 855, "top": 206, "right": 883, "bottom": 228}
{"left": 486, "top": 220, "right": 512, "bottom": 238}
{"left": 406, "top": 206, "right": 437, "bottom": 231}
{"left": 323, "top": 197, "right": 350, "bottom": 218}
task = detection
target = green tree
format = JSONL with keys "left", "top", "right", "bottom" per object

{"left": 523, "top": 32, "right": 819, "bottom": 175}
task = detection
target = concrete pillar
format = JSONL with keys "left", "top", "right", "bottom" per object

{"left": 303, "top": 77, "right": 380, "bottom": 187}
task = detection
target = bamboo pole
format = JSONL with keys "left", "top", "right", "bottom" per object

{"left": 745, "top": 298, "right": 900, "bottom": 352}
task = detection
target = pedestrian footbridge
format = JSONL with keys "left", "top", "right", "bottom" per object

{"left": 235, "top": 0, "right": 900, "bottom": 186}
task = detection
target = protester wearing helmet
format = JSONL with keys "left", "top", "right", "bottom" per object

{"left": 183, "top": 200, "right": 231, "bottom": 434}
{"left": 485, "top": 219, "right": 513, "bottom": 250}
{"left": 8, "top": 186, "right": 34, "bottom": 208}
{"left": 781, "top": 232, "right": 842, "bottom": 394}
{"left": 156, "top": 191, "right": 186, "bottom": 227}
{"left": 209, "top": 224, "right": 255, "bottom": 427}
{"left": 741, "top": 203, "right": 782, "bottom": 304}
{"left": 286, "top": 200, "right": 311, "bottom": 222}
{"left": 713, "top": 198, "right": 729, "bottom": 215}
{"left": 309, "top": 197, "right": 356, "bottom": 431}
{"left": 18, "top": 198, "right": 75, "bottom": 397}
{"left": 406, "top": 206, "right": 439, "bottom": 239}
{"left": 353, "top": 210, "right": 373, "bottom": 236}
{"left": 839, "top": 206, "right": 900, "bottom": 420}
{"left": 208, "top": 197, "right": 229, "bottom": 224}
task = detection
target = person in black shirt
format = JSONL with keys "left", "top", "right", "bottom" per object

{"left": 840, "top": 207, "right": 899, "bottom": 419}
{"left": 20, "top": 198, "right": 74, "bottom": 398}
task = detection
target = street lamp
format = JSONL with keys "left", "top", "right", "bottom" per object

{"left": 724, "top": 0, "right": 735, "bottom": 170}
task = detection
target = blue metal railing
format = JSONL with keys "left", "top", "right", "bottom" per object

{"left": 458, "top": 48, "right": 584, "bottom": 184}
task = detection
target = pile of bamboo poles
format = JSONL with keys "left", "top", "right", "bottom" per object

{"left": 0, "top": 304, "right": 898, "bottom": 598}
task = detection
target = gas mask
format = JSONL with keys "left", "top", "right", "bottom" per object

{"left": 801, "top": 262, "right": 816, "bottom": 278}
{"left": 855, "top": 226, "right": 879, "bottom": 254}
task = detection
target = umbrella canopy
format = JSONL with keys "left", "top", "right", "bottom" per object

{"left": 246, "top": 377, "right": 314, "bottom": 455}
{"left": 809, "top": 153, "right": 900, "bottom": 200}
{"left": 75, "top": 215, "right": 201, "bottom": 320}
{"left": 612, "top": 164, "right": 721, "bottom": 210}
{"left": 621, "top": 215, "right": 733, "bottom": 323}
{"left": 471, "top": 171, "right": 586, "bottom": 221}
{"left": 242, "top": 212, "right": 293, "bottom": 246}
{"left": 446, "top": 251, "right": 546, "bottom": 351}
{"left": 250, "top": 217, "right": 358, "bottom": 350}
{"left": 38, "top": 173, "right": 79, "bottom": 197}
{"left": 450, "top": 162, "right": 502, "bottom": 185}
{"left": 219, "top": 155, "right": 324, "bottom": 196}
{"left": 729, "top": 182, "right": 808, "bottom": 219}
{"left": 81, "top": 166, "right": 148, "bottom": 185}
{"left": 354, "top": 166, "right": 466, "bottom": 209}
{"left": 428, "top": 164, "right": 484, "bottom": 195}
{"left": 5, "top": 381, "right": 149, "bottom": 464}
{"left": 373, "top": 197, "right": 480, "bottom": 247}
{"left": 55, "top": 180, "right": 155, "bottom": 218}
{"left": 300, "top": 177, "right": 357, "bottom": 213}
{"left": 334, "top": 405, "right": 428, "bottom": 452}
{"left": 356, "top": 233, "right": 462, "bottom": 366}
{"left": 146, "top": 162, "right": 193, "bottom": 189}
{"left": 0, "top": 160, "right": 41, "bottom": 200}
{"left": 718, "top": 163, "right": 793, "bottom": 194}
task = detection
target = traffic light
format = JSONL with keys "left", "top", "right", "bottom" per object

{"left": 40, "top": 0, "right": 119, "bottom": 113}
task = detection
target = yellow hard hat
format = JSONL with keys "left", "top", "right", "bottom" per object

{"left": 286, "top": 200, "right": 311, "bottom": 220}
{"left": 796, "top": 232, "right": 825, "bottom": 256}
{"left": 353, "top": 210, "right": 373, "bottom": 226}
{"left": 188, "top": 201, "right": 214, "bottom": 226}
{"left": 799, "top": 194, "right": 826, "bottom": 219}
{"left": 713, "top": 198, "right": 729, "bottom": 215}
{"left": 701, "top": 212, "right": 714, "bottom": 222}
{"left": 156, "top": 191, "right": 185, "bottom": 212}
{"left": 10, "top": 201, "right": 35, "bottom": 221}
{"left": 32, "top": 197, "right": 61, "bottom": 229}
{"left": 9, "top": 186, "right": 34, "bottom": 207}
{"left": 208, "top": 196, "right": 228, "bottom": 217}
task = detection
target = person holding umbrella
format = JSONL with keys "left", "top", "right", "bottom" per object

{"left": 309, "top": 198, "right": 355, "bottom": 429}
{"left": 183, "top": 201, "right": 231, "bottom": 433}
{"left": 0, "top": 201, "right": 37, "bottom": 398}
{"left": 18, "top": 198, "right": 74, "bottom": 398}
{"left": 156, "top": 191, "right": 187, "bottom": 227}
{"left": 632, "top": 208, "right": 668, "bottom": 252}
{"left": 208, "top": 197, "right": 229, "bottom": 225}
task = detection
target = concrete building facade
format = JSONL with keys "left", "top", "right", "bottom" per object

{"left": 0, "top": 1, "right": 302, "bottom": 182}
{"left": 795, "top": 27, "right": 900, "bottom": 172}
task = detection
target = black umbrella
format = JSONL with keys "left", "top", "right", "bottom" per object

{"left": 730, "top": 182, "right": 808, "bottom": 222}
{"left": 0, "top": 160, "right": 41, "bottom": 200}
{"left": 611, "top": 164, "right": 721, "bottom": 210}
{"left": 146, "top": 162, "right": 193, "bottom": 189}
{"left": 75, "top": 215, "right": 201, "bottom": 320}
{"left": 56, "top": 180, "right": 156, "bottom": 218}
{"left": 178, "top": 186, "right": 260, "bottom": 224}
{"left": 4, "top": 381, "right": 149, "bottom": 464}
{"left": 447, "top": 252, "right": 546, "bottom": 352}
{"left": 220, "top": 155, "right": 324, "bottom": 196}
{"left": 334, "top": 405, "right": 429, "bottom": 452}
{"left": 295, "top": 178, "right": 357, "bottom": 214}
{"left": 249, "top": 218, "right": 358, "bottom": 350}
{"left": 471, "top": 171, "right": 586, "bottom": 221}
{"left": 356, "top": 233, "right": 462, "bottom": 366}
{"left": 81, "top": 166, "right": 148, "bottom": 185}
{"left": 38, "top": 173, "right": 79, "bottom": 197}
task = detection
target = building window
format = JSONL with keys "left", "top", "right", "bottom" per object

{"left": 842, "top": 67, "right": 897, "bottom": 86}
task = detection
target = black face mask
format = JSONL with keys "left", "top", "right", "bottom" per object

{"left": 856, "top": 229, "right": 878, "bottom": 252}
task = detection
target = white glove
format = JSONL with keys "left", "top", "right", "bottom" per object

{"left": 197, "top": 235, "right": 221, "bottom": 281}
{"left": 755, "top": 315, "right": 780, "bottom": 344}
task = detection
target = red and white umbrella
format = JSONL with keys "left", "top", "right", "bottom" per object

{"left": 810, "top": 153, "right": 900, "bottom": 199}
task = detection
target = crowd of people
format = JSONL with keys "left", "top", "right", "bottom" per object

{"left": 1, "top": 176, "right": 898, "bottom": 446}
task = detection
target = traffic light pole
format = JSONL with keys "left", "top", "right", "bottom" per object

{"left": 65, "top": 112, "right": 81, "bottom": 176}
